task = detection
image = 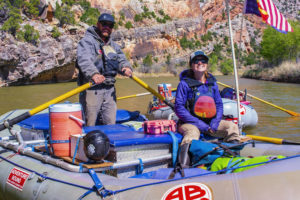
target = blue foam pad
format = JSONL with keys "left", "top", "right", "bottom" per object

{"left": 17, "top": 109, "right": 145, "bottom": 130}
{"left": 83, "top": 124, "right": 136, "bottom": 134}
{"left": 18, "top": 112, "right": 182, "bottom": 147}
{"left": 85, "top": 125, "right": 182, "bottom": 147}
{"left": 18, "top": 113, "right": 49, "bottom": 130}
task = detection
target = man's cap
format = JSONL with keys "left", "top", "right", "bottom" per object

{"left": 98, "top": 13, "right": 115, "bottom": 23}
{"left": 189, "top": 50, "right": 209, "bottom": 66}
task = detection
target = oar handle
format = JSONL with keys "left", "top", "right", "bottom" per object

{"left": 0, "top": 112, "right": 30, "bottom": 131}
{"left": 130, "top": 75, "right": 175, "bottom": 110}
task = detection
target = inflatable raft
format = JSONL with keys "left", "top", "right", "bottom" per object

{"left": 0, "top": 109, "right": 300, "bottom": 200}
{"left": 148, "top": 98, "right": 258, "bottom": 128}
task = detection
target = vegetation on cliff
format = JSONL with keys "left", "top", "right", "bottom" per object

{"left": 242, "top": 20, "right": 300, "bottom": 83}
{"left": 0, "top": 0, "right": 298, "bottom": 86}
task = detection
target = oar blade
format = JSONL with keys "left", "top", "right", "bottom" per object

{"left": 286, "top": 110, "right": 300, "bottom": 117}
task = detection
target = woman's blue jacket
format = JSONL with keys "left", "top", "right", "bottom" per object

{"left": 175, "top": 69, "right": 223, "bottom": 133}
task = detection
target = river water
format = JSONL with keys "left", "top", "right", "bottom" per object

{"left": 0, "top": 76, "right": 299, "bottom": 141}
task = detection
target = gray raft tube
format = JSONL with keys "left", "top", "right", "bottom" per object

{"left": 0, "top": 139, "right": 172, "bottom": 173}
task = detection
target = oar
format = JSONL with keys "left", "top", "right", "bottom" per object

{"left": 0, "top": 82, "right": 93, "bottom": 131}
{"left": 117, "top": 92, "right": 152, "bottom": 100}
{"left": 217, "top": 81, "right": 300, "bottom": 117}
{"left": 130, "top": 75, "right": 175, "bottom": 109}
{"left": 247, "top": 135, "right": 300, "bottom": 145}
{"left": 117, "top": 88, "right": 177, "bottom": 100}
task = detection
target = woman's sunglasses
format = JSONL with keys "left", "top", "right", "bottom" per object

{"left": 192, "top": 58, "right": 208, "bottom": 64}
{"left": 100, "top": 21, "right": 114, "bottom": 29}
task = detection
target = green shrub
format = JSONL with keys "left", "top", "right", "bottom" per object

{"left": 150, "top": 11, "right": 156, "bottom": 18}
{"left": 125, "top": 21, "right": 133, "bottom": 29}
{"left": 1, "top": 7, "right": 22, "bottom": 36}
{"left": 62, "top": 0, "right": 75, "bottom": 6}
{"left": 243, "top": 52, "right": 256, "bottom": 66}
{"left": 143, "top": 6, "right": 149, "bottom": 12}
{"left": 134, "top": 14, "right": 142, "bottom": 22}
{"left": 80, "top": 7, "right": 100, "bottom": 25}
{"left": 180, "top": 35, "right": 195, "bottom": 49}
{"left": 166, "top": 54, "right": 171, "bottom": 65}
{"left": 120, "top": 12, "right": 125, "bottom": 21}
{"left": 10, "top": 0, "right": 23, "bottom": 8}
{"left": 224, "top": 36, "right": 228, "bottom": 44}
{"left": 220, "top": 59, "right": 233, "bottom": 75}
{"left": 78, "top": 0, "right": 91, "bottom": 10}
{"left": 213, "top": 44, "right": 223, "bottom": 56}
{"left": 52, "top": 26, "right": 61, "bottom": 38}
{"left": 260, "top": 20, "right": 300, "bottom": 65}
{"left": 16, "top": 24, "right": 40, "bottom": 44}
{"left": 23, "top": 0, "right": 39, "bottom": 18}
{"left": 201, "top": 31, "right": 213, "bottom": 42}
{"left": 23, "top": 24, "right": 39, "bottom": 44}
{"left": 208, "top": 53, "right": 218, "bottom": 73}
{"left": 158, "top": 9, "right": 165, "bottom": 16}
{"left": 55, "top": 2, "right": 75, "bottom": 27}
{"left": 143, "top": 54, "right": 153, "bottom": 67}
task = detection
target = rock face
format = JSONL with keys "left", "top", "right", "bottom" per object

{"left": 0, "top": 23, "right": 83, "bottom": 86}
{"left": 0, "top": 0, "right": 296, "bottom": 86}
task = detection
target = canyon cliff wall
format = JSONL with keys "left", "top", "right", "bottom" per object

{"left": 1, "top": 0, "right": 295, "bottom": 86}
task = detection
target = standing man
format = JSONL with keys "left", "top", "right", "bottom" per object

{"left": 77, "top": 13, "right": 132, "bottom": 126}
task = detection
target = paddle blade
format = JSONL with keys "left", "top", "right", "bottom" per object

{"left": 285, "top": 110, "right": 300, "bottom": 117}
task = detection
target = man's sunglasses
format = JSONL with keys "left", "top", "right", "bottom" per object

{"left": 100, "top": 21, "right": 114, "bottom": 29}
{"left": 192, "top": 58, "right": 208, "bottom": 64}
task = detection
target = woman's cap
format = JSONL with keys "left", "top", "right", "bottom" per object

{"left": 190, "top": 50, "right": 209, "bottom": 66}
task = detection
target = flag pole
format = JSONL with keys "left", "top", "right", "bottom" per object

{"left": 225, "top": 0, "right": 242, "bottom": 134}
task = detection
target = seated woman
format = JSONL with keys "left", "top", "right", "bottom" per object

{"left": 175, "top": 50, "right": 241, "bottom": 167}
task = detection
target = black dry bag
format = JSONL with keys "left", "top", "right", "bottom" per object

{"left": 83, "top": 130, "right": 110, "bottom": 161}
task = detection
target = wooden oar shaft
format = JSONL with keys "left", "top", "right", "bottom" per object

{"left": 0, "top": 82, "right": 93, "bottom": 131}
{"left": 117, "top": 88, "right": 177, "bottom": 100}
{"left": 247, "top": 135, "right": 283, "bottom": 144}
{"left": 130, "top": 75, "right": 175, "bottom": 109}
{"left": 117, "top": 92, "right": 151, "bottom": 100}
{"left": 217, "top": 82, "right": 300, "bottom": 117}
{"left": 30, "top": 82, "right": 92, "bottom": 115}
{"left": 247, "top": 134, "right": 300, "bottom": 145}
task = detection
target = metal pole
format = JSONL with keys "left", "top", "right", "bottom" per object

{"left": 225, "top": 0, "right": 242, "bottom": 134}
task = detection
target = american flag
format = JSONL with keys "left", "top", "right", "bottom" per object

{"left": 244, "top": 0, "right": 293, "bottom": 33}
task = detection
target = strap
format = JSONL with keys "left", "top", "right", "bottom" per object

{"left": 49, "top": 140, "right": 70, "bottom": 144}
{"left": 72, "top": 136, "right": 82, "bottom": 164}
{"left": 216, "top": 143, "right": 238, "bottom": 157}
{"left": 88, "top": 168, "right": 112, "bottom": 198}
{"left": 99, "top": 43, "right": 107, "bottom": 73}
{"left": 167, "top": 131, "right": 179, "bottom": 167}
{"left": 225, "top": 157, "right": 247, "bottom": 174}
{"left": 135, "top": 158, "right": 144, "bottom": 175}
{"left": 168, "top": 163, "right": 185, "bottom": 179}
